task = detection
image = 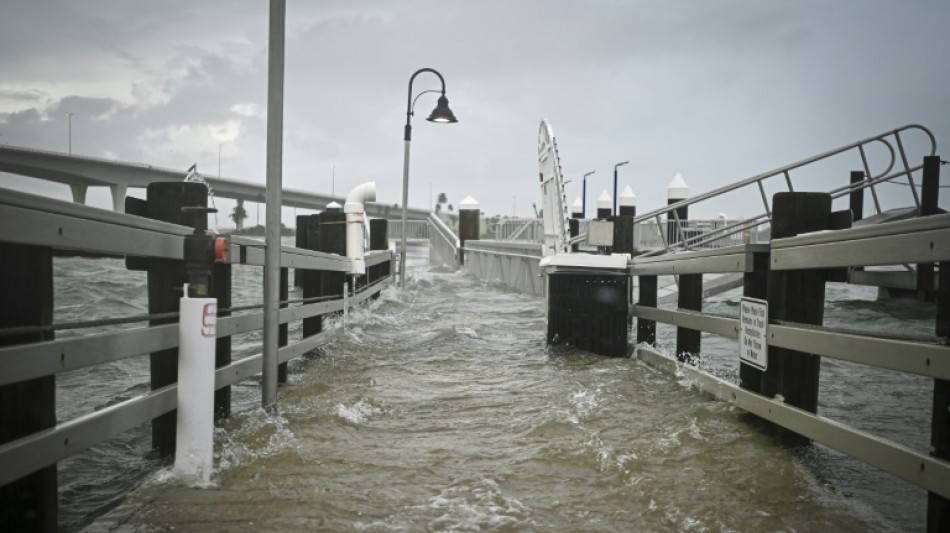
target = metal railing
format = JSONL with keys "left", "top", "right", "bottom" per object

{"left": 634, "top": 124, "right": 937, "bottom": 257}
{"left": 492, "top": 218, "right": 544, "bottom": 242}
{"left": 0, "top": 187, "right": 393, "bottom": 517}
{"left": 387, "top": 218, "right": 430, "bottom": 241}
{"left": 427, "top": 212, "right": 460, "bottom": 269}
{"left": 630, "top": 213, "right": 950, "bottom": 514}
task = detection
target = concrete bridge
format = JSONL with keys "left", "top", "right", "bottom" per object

{"left": 0, "top": 144, "right": 428, "bottom": 221}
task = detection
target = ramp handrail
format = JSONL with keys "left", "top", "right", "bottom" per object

{"left": 634, "top": 124, "right": 937, "bottom": 257}
{"left": 427, "top": 212, "right": 460, "bottom": 269}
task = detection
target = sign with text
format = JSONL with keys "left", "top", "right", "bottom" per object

{"left": 739, "top": 297, "right": 768, "bottom": 370}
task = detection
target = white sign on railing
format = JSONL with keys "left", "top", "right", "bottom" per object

{"left": 739, "top": 297, "right": 768, "bottom": 370}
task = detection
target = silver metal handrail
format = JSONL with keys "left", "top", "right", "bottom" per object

{"left": 632, "top": 124, "right": 937, "bottom": 256}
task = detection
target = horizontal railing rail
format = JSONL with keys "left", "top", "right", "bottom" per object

{"left": 629, "top": 209, "right": 950, "bottom": 504}
{"left": 630, "top": 124, "right": 936, "bottom": 256}
{"left": 0, "top": 189, "right": 393, "bottom": 502}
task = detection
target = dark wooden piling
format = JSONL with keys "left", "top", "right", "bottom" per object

{"left": 924, "top": 154, "right": 948, "bottom": 533}
{"left": 301, "top": 215, "right": 323, "bottom": 338}
{"left": 0, "top": 243, "right": 55, "bottom": 532}
{"left": 547, "top": 271, "right": 629, "bottom": 357}
{"left": 212, "top": 261, "right": 231, "bottom": 420}
{"left": 763, "top": 192, "right": 831, "bottom": 420}
{"left": 918, "top": 156, "right": 941, "bottom": 300}
{"left": 294, "top": 214, "right": 307, "bottom": 287}
{"left": 459, "top": 207, "right": 479, "bottom": 266}
{"left": 318, "top": 207, "right": 346, "bottom": 312}
{"left": 569, "top": 219, "right": 580, "bottom": 252}
{"left": 849, "top": 171, "right": 865, "bottom": 223}
{"left": 369, "top": 218, "right": 389, "bottom": 286}
{"left": 278, "top": 267, "right": 288, "bottom": 383}
{"left": 636, "top": 275, "right": 658, "bottom": 347}
{"left": 136, "top": 182, "right": 208, "bottom": 457}
{"left": 739, "top": 249, "right": 769, "bottom": 393}
{"left": 676, "top": 274, "right": 702, "bottom": 362}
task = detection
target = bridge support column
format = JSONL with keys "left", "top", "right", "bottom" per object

{"left": 70, "top": 183, "right": 87, "bottom": 205}
{"left": 0, "top": 243, "right": 56, "bottom": 532}
{"left": 110, "top": 183, "right": 127, "bottom": 213}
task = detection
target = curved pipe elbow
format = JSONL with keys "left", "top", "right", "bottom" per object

{"left": 344, "top": 182, "right": 377, "bottom": 212}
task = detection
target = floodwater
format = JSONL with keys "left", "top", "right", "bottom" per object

{"left": 47, "top": 247, "right": 933, "bottom": 531}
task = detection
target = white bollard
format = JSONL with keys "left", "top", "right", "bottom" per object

{"left": 173, "top": 286, "right": 217, "bottom": 485}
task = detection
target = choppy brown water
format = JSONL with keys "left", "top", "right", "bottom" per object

{"left": 53, "top": 247, "right": 931, "bottom": 531}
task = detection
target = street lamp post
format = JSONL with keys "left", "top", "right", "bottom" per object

{"left": 65, "top": 112, "right": 74, "bottom": 155}
{"left": 613, "top": 161, "right": 629, "bottom": 215}
{"left": 582, "top": 171, "right": 595, "bottom": 218}
{"left": 399, "top": 68, "right": 458, "bottom": 289}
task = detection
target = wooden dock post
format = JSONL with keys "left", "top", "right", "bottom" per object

{"left": 924, "top": 154, "right": 948, "bottom": 532}
{"left": 609, "top": 186, "right": 636, "bottom": 255}
{"left": 278, "top": 267, "right": 288, "bottom": 383}
{"left": 134, "top": 182, "right": 208, "bottom": 457}
{"left": 636, "top": 275, "right": 658, "bottom": 347}
{"left": 763, "top": 192, "right": 831, "bottom": 420}
{"left": 0, "top": 243, "right": 55, "bottom": 532}
{"left": 849, "top": 170, "right": 865, "bottom": 223}
{"left": 301, "top": 214, "right": 322, "bottom": 338}
{"left": 667, "top": 174, "right": 688, "bottom": 246}
{"left": 676, "top": 274, "right": 702, "bottom": 362}
{"left": 294, "top": 214, "right": 307, "bottom": 287}
{"left": 213, "top": 260, "right": 232, "bottom": 420}
{"left": 458, "top": 196, "right": 480, "bottom": 266}
{"left": 318, "top": 205, "right": 346, "bottom": 313}
{"left": 918, "top": 156, "right": 941, "bottom": 300}
{"left": 739, "top": 249, "right": 769, "bottom": 393}
{"left": 369, "top": 218, "right": 389, "bottom": 286}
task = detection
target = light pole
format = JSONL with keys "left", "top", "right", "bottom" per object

{"left": 613, "top": 161, "right": 629, "bottom": 215}
{"left": 582, "top": 171, "right": 595, "bottom": 218}
{"left": 399, "top": 67, "right": 458, "bottom": 288}
{"left": 65, "top": 112, "right": 74, "bottom": 155}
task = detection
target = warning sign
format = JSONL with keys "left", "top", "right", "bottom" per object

{"left": 739, "top": 297, "right": 768, "bottom": 370}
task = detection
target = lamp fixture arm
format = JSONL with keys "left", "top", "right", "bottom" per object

{"left": 405, "top": 67, "right": 448, "bottom": 141}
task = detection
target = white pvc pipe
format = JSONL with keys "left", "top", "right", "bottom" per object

{"left": 344, "top": 182, "right": 376, "bottom": 275}
{"left": 173, "top": 289, "right": 217, "bottom": 485}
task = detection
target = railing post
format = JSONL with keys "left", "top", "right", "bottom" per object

{"left": 636, "top": 275, "right": 657, "bottom": 347}
{"left": 849, "top": 170, "right": 865, "bottom": 223}
{"left": 369, "top": 218, "right": 389, "bottom": 288}
{"left": 925, "top": 154, "right": 948, "bottom": 533}
{"left": 739, "top": 249, "right": 769, "bottom": 394}
{"left": 918, "top": 156, "right": 941, "bottom": 301}
{"left": 278, "top": 267, "right": 288, "bottom": 383}
{"left": 676, "top": 274, "right": 702, "bottom": 362}
{"left": 135, "top": 181, "right": 208, "bottom": 457}
{"left": 293, "top": 214, "right": 308, "bottom": 287}
{"left": 459, "top": 196, "right": 480, "bottom": 266}
{"left": 212, "top": 261, "right": 231, "bottom": 420}
{"left": 0, "top": 243, "right": 56, "bottom": 532}
{"left": 302, "top": 214, "right": 322, "bottom": 338}
{"left": 763, "top": 192, "right": 831, "bottom": 434}
{"left": 318, "top": 205, "right": 346, "bottom": 313}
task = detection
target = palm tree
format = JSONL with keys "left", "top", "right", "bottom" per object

{"left": 230, "top": 203, "right": 248, "bottom": 231}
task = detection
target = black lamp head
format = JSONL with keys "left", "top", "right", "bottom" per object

{"left": 426, "top": 95, "right": 458, "bottom": 123}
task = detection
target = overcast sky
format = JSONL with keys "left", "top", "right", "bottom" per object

{"left": 1, "top": 0, "right": 949, "bottom": 227}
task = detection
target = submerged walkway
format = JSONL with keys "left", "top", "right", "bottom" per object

{"left": 84, "top": 268, "right": 905, "bottom": 533}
